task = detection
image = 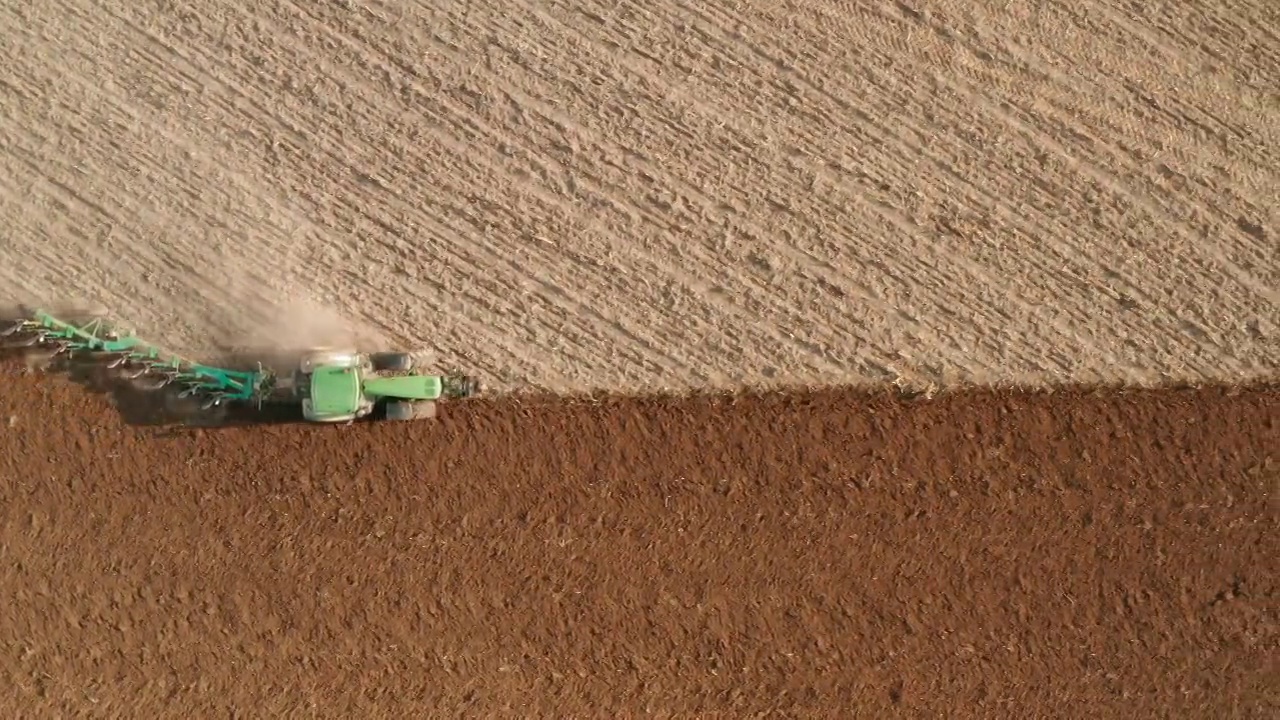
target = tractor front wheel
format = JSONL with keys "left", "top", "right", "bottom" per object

{"left": 385, "top": 400, "right": 437, "bottom": 421}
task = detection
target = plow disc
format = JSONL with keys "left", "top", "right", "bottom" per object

{"left": 128, "top": 371, "right": 175, "bottom": 391}
{"left": 1, "top": 319, "right": 28, "bottom": 337}
{"left": 4, "top": 330, "right": 47, "bottom": 348}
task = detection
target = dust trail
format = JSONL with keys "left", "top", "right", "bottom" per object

{"left": 190, "top": 196, "right": 391, "bottom": 369}
{"left": 207, "top": 292, "right": 392, "bottom": 371}
{"left": 236, "top": 296, "right": 380, "bottom": 351}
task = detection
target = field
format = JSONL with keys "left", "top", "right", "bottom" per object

{"left": 2, "top": 0, "right": 1277, "bottom": 393}
{"left": 0, "top": 367, "right": 1275, "bottom": 717}
{"left": 1, "top": 0, "right": 1277, "bottom": 717}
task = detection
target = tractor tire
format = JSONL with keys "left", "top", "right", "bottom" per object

{"left": 371, "top": 352, "right": 414, "bottom": 373}
{"left": 385, "top": 400, "right": 437, "bottom": 421}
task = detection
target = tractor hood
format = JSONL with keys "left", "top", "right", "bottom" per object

{"left": 362, "top": 374, "right": 444, "bottom": 401}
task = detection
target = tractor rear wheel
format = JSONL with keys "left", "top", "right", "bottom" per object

{"left": 385, "top": 400, "right": 437, "bottom": 421}
{"left": 371, "top": 352, "right": 413, "bottom": 373}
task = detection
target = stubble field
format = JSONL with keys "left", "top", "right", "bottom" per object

{"left": 2, "top": 0, "right": 1276, "bottom": 393}
{"left": 0, "top": 0, "right": 1277, "bottom": 718}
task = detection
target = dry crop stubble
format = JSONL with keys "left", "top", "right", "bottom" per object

{"left": 0, "top": 0, "right": 1276, "bottom": 394}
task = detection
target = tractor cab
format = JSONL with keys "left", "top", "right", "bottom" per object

{"left": 304, "top": 364, "right": 369, "bottom": 422}
{"left": 293, "top": 349, "right": 480, "bottom": 423}
{"left": 294, "top": 349, "right": 368, "bottom": 422}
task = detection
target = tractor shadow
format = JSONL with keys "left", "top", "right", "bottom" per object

{"left": 109, "top": 381, "right": 309, "bottom": 430}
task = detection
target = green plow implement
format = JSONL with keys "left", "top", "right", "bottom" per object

{"left": 2, "top": 308, "right": 273, "bottom": 410}
{"left": 3, "top": 306, "right": 483, "bottom": 425}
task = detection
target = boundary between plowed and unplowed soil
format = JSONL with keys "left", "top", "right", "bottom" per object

{"left": 0, "top": 362, "right": 1275, "bottom": 717}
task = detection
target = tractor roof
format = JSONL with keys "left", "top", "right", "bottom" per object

{"left": 308, "top": 365, "right": 363, "bottom": 418}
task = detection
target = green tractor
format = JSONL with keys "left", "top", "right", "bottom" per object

{"left": 1, "top": 309, "right": 482, "bottom": 425}
{"left": 284, "top": 349, "right": 480, "bottom": 422}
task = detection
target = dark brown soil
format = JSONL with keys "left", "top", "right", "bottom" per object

{"left": 0, "top": 362, "right": 1275, "bottom": 718}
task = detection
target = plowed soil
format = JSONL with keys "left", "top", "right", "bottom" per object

{"left": 1, "top": 363, "right": 1275, "bottom": 718}
{"left": 2, "top": 0, "right": 1278, "bottom": 394}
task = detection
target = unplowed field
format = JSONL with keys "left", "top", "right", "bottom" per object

{"left": 0, "top": 365, "right": 1276, "bottom": 717}
{"left": 2, "top": 0, "right": 1277, "bottom": 393}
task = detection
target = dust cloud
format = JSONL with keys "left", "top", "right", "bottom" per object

{"left": 205, "top": 293, "right": 392, "bottom": 370}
